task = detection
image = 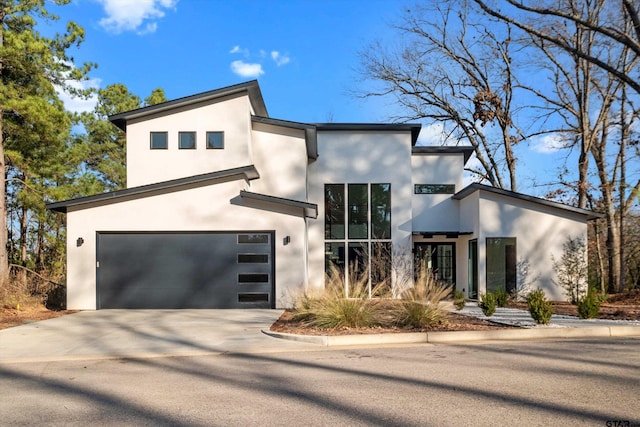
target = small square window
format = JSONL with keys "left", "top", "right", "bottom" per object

{"left": 150, "top": 132, "right": 168, "bottom": 149}
{"left": 179, "top": 132, "right": 196, "bottom": 149}
{"left": 206, "top": 132, "right": 224, "bottom": 149}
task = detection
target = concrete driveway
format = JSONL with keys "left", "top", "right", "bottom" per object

{"left": 0, "top": 310, "right": 314, "bottom": 363}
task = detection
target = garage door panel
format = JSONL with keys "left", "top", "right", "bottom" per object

{"left": 97, "top": 232, "right": 274, "bottom": 309}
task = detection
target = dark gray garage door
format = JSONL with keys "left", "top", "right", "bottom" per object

{"left": 96, "top": 232, "right": 274, "bottom": 309}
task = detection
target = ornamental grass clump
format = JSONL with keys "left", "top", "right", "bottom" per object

{"left": 291, "top": 266, "right": 382, "bottom": 329}
{"left": 394, "top": 266, "right": 450, "bottom": 329}
{"left": 527, "top": 289, "right": 554, "bottom": 325}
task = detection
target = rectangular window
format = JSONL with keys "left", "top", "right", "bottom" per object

{"left": 325, "top": 184, "right": 345, "bottom": 239}
{"left": 179, "top": 132, "right": 196, "bottom": 149}
{"left": 238, "top": 293, "right": 269, "bottom": 303}
{"left": 206, "top": 132, "right": 224, "bottom": 149}
{"left": 348, "top": 184, "right": 368, "bottom": 239}
{"left": 414, "top": 184, "right": 455, "bottom": 194}
{"left": 238, "top": 234, "right": 269, "bottom": 244}
{"left": 150, "top": 132, "right": 168, "bottom": 149}
{"left": 486, "top": 237, "right": 517, "bottom": 294}
{"left": 238, "top": 273, "right": 269, "bottom": 283}
{"left": 324, "top": 183, "right": 392, "bottom": 296}
{"left": 371, "top": 183, "right": 391, "bottom": 239}
{"left": 237, "top": 254, "right": 269, "bottom": 263}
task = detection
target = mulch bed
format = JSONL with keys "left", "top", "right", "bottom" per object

{"left": 269, "top": 309, "right": 518, "bottom": 336}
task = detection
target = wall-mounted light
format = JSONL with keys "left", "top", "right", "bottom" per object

{"left": 76, "top": 237, "right": 84, "bottom": 247}
{"left": 283, "top": 236, "right": 291, "bottom": 246}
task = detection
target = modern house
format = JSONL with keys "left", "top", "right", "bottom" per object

{"left": 47, "top": 80, "right": 599, "bottom": 309}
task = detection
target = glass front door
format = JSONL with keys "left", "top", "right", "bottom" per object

{"left": 414, "top": 243, "right": 455, "bottom": 286}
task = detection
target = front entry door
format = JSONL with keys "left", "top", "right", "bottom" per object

{"left": 414, "top": 243, "right": 455, "bottom": 286}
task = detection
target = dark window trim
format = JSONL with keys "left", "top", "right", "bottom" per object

{"left": 150, "top": 131, "right": 168, "bottom": 150}
{"left": 178, "top": 131, "right": 197, "bottom": 149}
{"left": 206, "top": 131, "right": 225, "bottom": 149}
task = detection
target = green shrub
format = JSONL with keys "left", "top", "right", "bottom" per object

{"left": 478, "top": 292, "right": 496, "bottom": 317}
{"left": 577, "top": 289, "right": 601, "bottom": 319}
{"left": 494, "top": 288, "right": 508, "bottom": 307}
{"left": 453, "top": 289, "right": 465, "bottom": 310}
{"left": 526, "top": 289, "right": 554, "bottom": 325}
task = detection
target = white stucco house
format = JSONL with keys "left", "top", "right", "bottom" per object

{"left": 47, "top": 80, "right": 600, "bottom": 309}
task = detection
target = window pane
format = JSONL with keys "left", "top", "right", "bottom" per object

{"left": 325, "top": 242, "right": 345, "bottom": 276}
{"left": 179, "top": 132, "right": 196, "bottom": 149}
{"left": 486, "top": 238, "right": 516, "bottom": 293}
{"left": 325, "top": 184, "right": 345, "bottom": 239}
{"left": 206, "top": 132, "right": 224, "bottom": 149}
{"left": 238, "top": 293, "right": 269, "bottom": 303}
{"left": 150, "top": 132, "right": 167, "bottom": 149}
{"left": 238, "top": 234, "right": 269, "bottom": 244}
{"left": 237, "top": 254, "right": 269, "bottom": 263}
{"left": 238, "top": 273, "right": 269, "bottom": 283}
{"left": 348, "top": 184, "right": 368, "bottom": 239}
{"left": 371, "top": 183, "right": 391, "bottom": 239}
{"left": 371, "top": 241, "right": 392, "bottom": 296}
{"left": 414, "top": 184, "right": 455, "bottom": 194}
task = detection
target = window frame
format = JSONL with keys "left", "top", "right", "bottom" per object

{"left": 414, "top": 184, "right": 455, "bottom": 194}
{"left": 324, "top": 183, "right": 392, "bottom": 297}
{"left": 150, "top": 132, "right": 168, "bottom": 150}
{"left": 206, "top": 131, "right": 225, "bottom": 149}
{"left": 178, "top": 131, "right": 197, "bottom": 150}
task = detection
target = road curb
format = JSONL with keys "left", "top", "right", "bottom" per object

{"left": 262, "top": 324, "right": 640, "bottom": 346}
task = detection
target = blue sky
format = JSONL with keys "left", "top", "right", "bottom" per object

{"left": 44, "top": 0, "right": 574, "bottom": 197}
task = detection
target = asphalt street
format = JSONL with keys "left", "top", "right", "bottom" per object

{"left": 1, "top": 338, "right": 639, "bottom": 426}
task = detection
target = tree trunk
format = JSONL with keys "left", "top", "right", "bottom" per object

{"left": 0, "top": 11, "right": 9, "bottom": 286}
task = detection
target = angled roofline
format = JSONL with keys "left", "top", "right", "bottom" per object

{"left": 239, "top": 190, "right": 318, "bottom": 218}
{"left": 412, "top": 146, "right": 475, "bottom": 164}
{"left": 314, "top": 123, "right": 422, "bottom": 146}
{"left": 109, "top": 81, "right": 267, "bottom": 131}
{"left": 251, "top": 115, "right": 318, "bottom": 159}
{"left": 452, "top": 183, "right": 604, "bottom": 220}
{"left": 46, "top": 165, "right": 260, "bottom": 213}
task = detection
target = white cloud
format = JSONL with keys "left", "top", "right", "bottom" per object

{"left": 56, "top": 77, "right": 102, "bottom": 114}
{"left": 96, "top": 0, "right": 178, "bottom": 34}
{"left": 271, "top": 51, "right": 290, "bottom": 66}
{"left": 230, "top": 60, "right": 264, "bottom": 78}
{"left": 530, "top": 133, "right": 567, "bottom": 154}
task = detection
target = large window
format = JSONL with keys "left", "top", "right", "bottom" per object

{"left": 414, "top": 243, "right": 455, "bottom": 285}
{"left": 324, "top": 183, "right": 391, "bottom": 296}
{"left": 486, "top": 237, "right": 516, "bottom": 294}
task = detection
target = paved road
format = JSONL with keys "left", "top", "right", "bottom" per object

{"left": 1, "top": 338, "right": 638, "bottom": 426}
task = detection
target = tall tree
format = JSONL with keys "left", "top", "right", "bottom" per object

{"left": 473, "top": 0, "right": 640, "bottom": 95}
{"left": 0, "top": 0, "right": 92, "bottom": 285}
{"left": 81, "top": 85, "right": 166, "bottom": 191}
{"left": 359, "top": 1, "right": 530, "bottom": 190}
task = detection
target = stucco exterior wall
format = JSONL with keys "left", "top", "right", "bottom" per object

{"left": 307, "top": 130, "right": 414, "bottom": 289}
{"left": 477, "top": 192, "right": 588, "bottom": 301}
{"left": 249, "top": 123, "right": 308, "bottom": 201}
{"left": 411, "top": 153, "right": 465, "bottom": 232}
{"left": 126, "top": 93, "right": 253, "bottom": 187}
{"left": 65, "top": 180, "right": 307, "bottom": 310}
